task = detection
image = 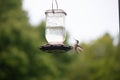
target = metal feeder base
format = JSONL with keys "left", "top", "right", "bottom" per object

{"left": 39, "top": 44, "right": 72, "bottom": 53}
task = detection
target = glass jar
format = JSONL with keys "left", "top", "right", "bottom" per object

{"left": 45, "top": 9, "right": 67, "bottom": 44}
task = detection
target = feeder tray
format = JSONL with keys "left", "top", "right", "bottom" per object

{"left": 39, "top": 44, "right": 72, "bottom": 53}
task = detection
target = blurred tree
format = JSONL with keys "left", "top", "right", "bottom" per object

{"left": 0, "top": 0, "right": 72, "bottom": 80}
{"left": 64, "top": 33, "right": 120, "bottom": 80}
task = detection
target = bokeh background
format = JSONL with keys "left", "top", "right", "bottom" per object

{"left": 0, "top": 0, "right": 120, "bottom": 80}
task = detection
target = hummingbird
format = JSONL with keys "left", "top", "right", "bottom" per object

{"left": 73, "top": 39, "right": 83, "bottom": 54}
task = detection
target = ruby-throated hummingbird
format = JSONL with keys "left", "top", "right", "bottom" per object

{"left": 73, "top": 39, "right": 83, "bottom": 53}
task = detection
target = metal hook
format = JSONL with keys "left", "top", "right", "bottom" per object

{"left": 52, "top": 0, "right": 58, "bottom": 13}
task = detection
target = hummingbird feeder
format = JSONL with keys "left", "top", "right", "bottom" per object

{"left": 39, "top": 0, "right": 72, "bottom": 53}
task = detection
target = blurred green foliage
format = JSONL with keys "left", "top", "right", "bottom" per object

{"left": 0, "top": 0, "right": 120, "bottom": 80}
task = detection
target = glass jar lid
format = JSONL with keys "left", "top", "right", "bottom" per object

{"left": 45, "top": 9, "right": 67, "bottom": 15}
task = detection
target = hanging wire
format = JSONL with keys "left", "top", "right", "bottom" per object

{"left": 52, "top": 0, "right": 58, "bottom": 12}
